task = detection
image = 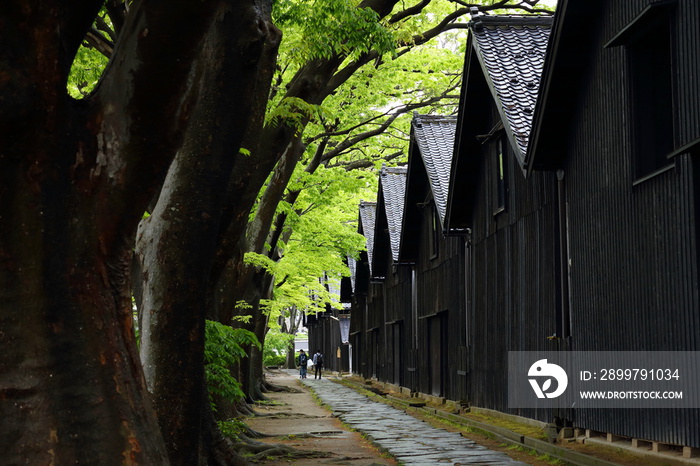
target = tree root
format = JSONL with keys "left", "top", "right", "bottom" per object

{"left": 236, "top": 403, "right": 257, "bottom": 417}
{"left": 261, "top": 380, "right": 300, "bottom": 393}
{"left": 239, "top": 424, "right": 272, "bottom": 439}
{"left": 209, "top": 433, "right": 248, "bottom": 466}
{"left": 248, "top": 446, "right": 330, "bottom": 463}
{"left": 247, "top": 392, "right": 270, "bottom": 403}
{"left": 236, "top": 436, "right": 332, "bottom": 463}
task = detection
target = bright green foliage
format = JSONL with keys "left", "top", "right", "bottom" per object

{"left": 67, "top": 45, "right": 108, "bottom": 98}
{"left": 204, "top": 321, "right": 261, "bottom": 408}
{"left": 217, "top": 418, "right": 249, "bottom": 441}
{"left": 274, "top": 0, "right": 395, "bottom": 63}
{"left": 303, "top": 39, "right": 463, "bottom": 170}
{"left": 262, "top": 327, "right": 295, "bottom": 366}
{"left": 265, "top": 96, "right": 327, "bottom": 134}
{"left": 66, "top": 7, "right": 113, "bottom": 98}
{"left": 275, "top": 1, "right": 468, "bottom": 174}
{"left": 252, "top": 165, "right": 372, "bottom": 330}
{"left": 388, "top": 0, "right": 469, "bottom": 48}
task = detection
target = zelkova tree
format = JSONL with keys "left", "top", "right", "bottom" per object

{"left": 0, "top": 0, "right": 277, "bottom": 464}
{"left": 134, "top": 1, "right": 281, "bottom": 463}
{"left": 134, "top": 0, "right": 553, "bottom": 428}
{"left": 206, "top": 0, "right": 553, "bottom": 401}
{"left": 0, "top": 0, "right": 552, "bottom": 464}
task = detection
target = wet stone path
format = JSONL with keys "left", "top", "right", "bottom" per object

{"left": 300, "top": 374, "right": 527, "bottom": 465}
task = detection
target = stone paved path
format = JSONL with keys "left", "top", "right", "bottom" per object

{"left": 301, "top": 374, "right": 528, "bottom": 465}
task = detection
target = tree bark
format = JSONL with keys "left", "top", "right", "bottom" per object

{"left": 216, "top": 0, "right": 402, "bottom": 401}
{"left": 135, "top": 0, "right": 280, "bottom": 463}
{"left": 284, "top": 307, "right": 302, "bottom": 369}
{"left": 0, "top": 1, "right": 220, "bottom": 463}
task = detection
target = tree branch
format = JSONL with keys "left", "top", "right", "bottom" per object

{"left": 92, "top": 0, "right": 222, "bottom": 236}
{"left": 95, "top": 14, "right": 117, "bottom": 42}
{"left": 329, "top": 150, "right": 404, "bottom": 170}
{"left": 85, "top": 28, "right": 115, "bottom": 57}
{"left": 307, "top": 112, "right": 388, "bottom": 145}
{"left": 319, "top": 81, "right": 460, "bottom": 165}
{"left": 105, "top": 0, "right": 127, "bottom": 35}
{"left": 401, "top": 7, "right": 470, "bottom": 47}
{"left": 389, "top": 0, "right": 432, "bottom": 24}
{"left": 448, "top": 0, "right": 553, "bottom": 15}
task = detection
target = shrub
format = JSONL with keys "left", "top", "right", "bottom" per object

{"left": 204, "top": 320, "right": 260, "bottom": 410}
{"left": 263, "top": 328, "right": 295, "bottom": 367}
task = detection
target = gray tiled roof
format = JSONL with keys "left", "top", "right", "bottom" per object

{"left": 413, "top": 114, "right": 457, "bottom": 225}
{"left": 358, "top": 201, "right": 377, "bottom": 275}
{"left": 347, "top": 256, "right": 357, "bottom": 292}
{"left": 379, "top": 166, "right": 407, "bottom": 262}
{"left": 470, "top": 14, "right": 552, "bottom": 163}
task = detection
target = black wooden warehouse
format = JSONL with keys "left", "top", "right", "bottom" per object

{"left": 399, "top": 115, "right": 464, "bottom": 402}
{"left": 446, "top": 13, "right": 561, "bottom": 423}
{"left": 315, "top": 0, "right": 700, "bottom": 455}
{"left": 526, "top": 0, "right": 700, "bottom": 449}
{"left": 371, "top": 166, "right": 412, "bottom": 389}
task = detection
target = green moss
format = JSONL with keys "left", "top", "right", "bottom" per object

{"left": 464, "top": 411, "right": 547, "bottom": 441}
{"left": 253, "top": 399, "right": 285, "bottom": 407}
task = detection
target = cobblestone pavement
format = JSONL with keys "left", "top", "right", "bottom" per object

{"left": 300, "top": 373, "right": 528, "bottom": 465}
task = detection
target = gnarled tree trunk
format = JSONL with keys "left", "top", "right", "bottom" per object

{"left": 0, "top": 0, "right": 220, "bottom": 463}
{"left": 135, "top": 0, "right": 280, "bottom": 463}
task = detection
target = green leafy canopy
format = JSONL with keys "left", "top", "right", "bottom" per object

{"left": 274, "top": 0, "right": 396, "bottom": 63}
{"left": 204, "top": 321, "right": 260, "bottom": 408}
{"left": 67, "top": 42, "right": 108, "bottom": 98}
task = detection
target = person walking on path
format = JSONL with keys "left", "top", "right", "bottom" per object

{"left": 313, "top": 349, "right": 324, "bottom": 379}
{"left": 297, "top": 349, "right": 308, "bottom": 379}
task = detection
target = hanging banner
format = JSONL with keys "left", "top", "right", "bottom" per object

{"left": 339, "top": 314, "right": 351, "bottom": 344}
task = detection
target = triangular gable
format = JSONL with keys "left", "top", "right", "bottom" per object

{"left": 470, "top": 14, "right": 553, "bottom": 169}
{"left": 340, "top": 256, "right": 354, "bottom": 302}
{"left": 347, "top": 255, "right": 357, "bottom": 293}
{"left": 526, "top": 0, "right": 597, "bottom": 173}
{"left": 399, "top": 114, "right": 456, "bottom": 263}
{"left": 358, "top": 201, "right": 377, "bottom": 276}
{"left": 379, "top": 166, "right": 407, "bottom": 263}
{"left": 372, "top": 165, "right": 407, "bottom": 278}
{"left": 527, "top": 0, "right": 699, "bottom": 174}
{"left": 446, "top": 42, "right": 491, "bottom": 234}
{"left": 446, "top": 13, "right": 553, "bottom": 233}
{"left": 413, "top": 114, "right": 457, "bottom": 226}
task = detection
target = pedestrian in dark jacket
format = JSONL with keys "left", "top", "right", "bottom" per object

{"left": 297, "top": 349, "right": 308, "bottom": 379}
{"left": 313, "top": 349, "right": 324, "bottom": 379}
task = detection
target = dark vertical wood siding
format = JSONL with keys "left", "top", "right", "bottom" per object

{"left": 343, "top": 0, "right": 700, "bottom": 449}
{"left": 468, "top": 136, "right": 561, "bottom": 422}
{"left": 350, "top": 249, "right": 371, "bottom": 378}
{"left": 559, "top": 0, "right": 700, "bottom": 447}
{"left": 366, "top": 282, "right": 384, "bottom": 379}
{"left": 413, "top": 186, "right": 466, "bottom": 400}
{"left": 383, "top": 262, "right": 413, "bottom": 386}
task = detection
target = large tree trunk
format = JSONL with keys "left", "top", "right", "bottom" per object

{"left": 234, "top": 269, "right": 275, "bottom": 400}
{"left": 0, "top": 1, "right": 221, "bottom": 463}
{"left": 199, "top": 0, "right": 407, "bottom": 404}
{"left": 249, "top": 276, "right": 274, "bottom": 397}
{"left": 283, "top": 307, "right": 303, "bottom": 369}
{"left": 224, "top": 88, "right": 327, "bottom": 400}
{"left": 135, "top": 0, "right": 280, "bottom": 463}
